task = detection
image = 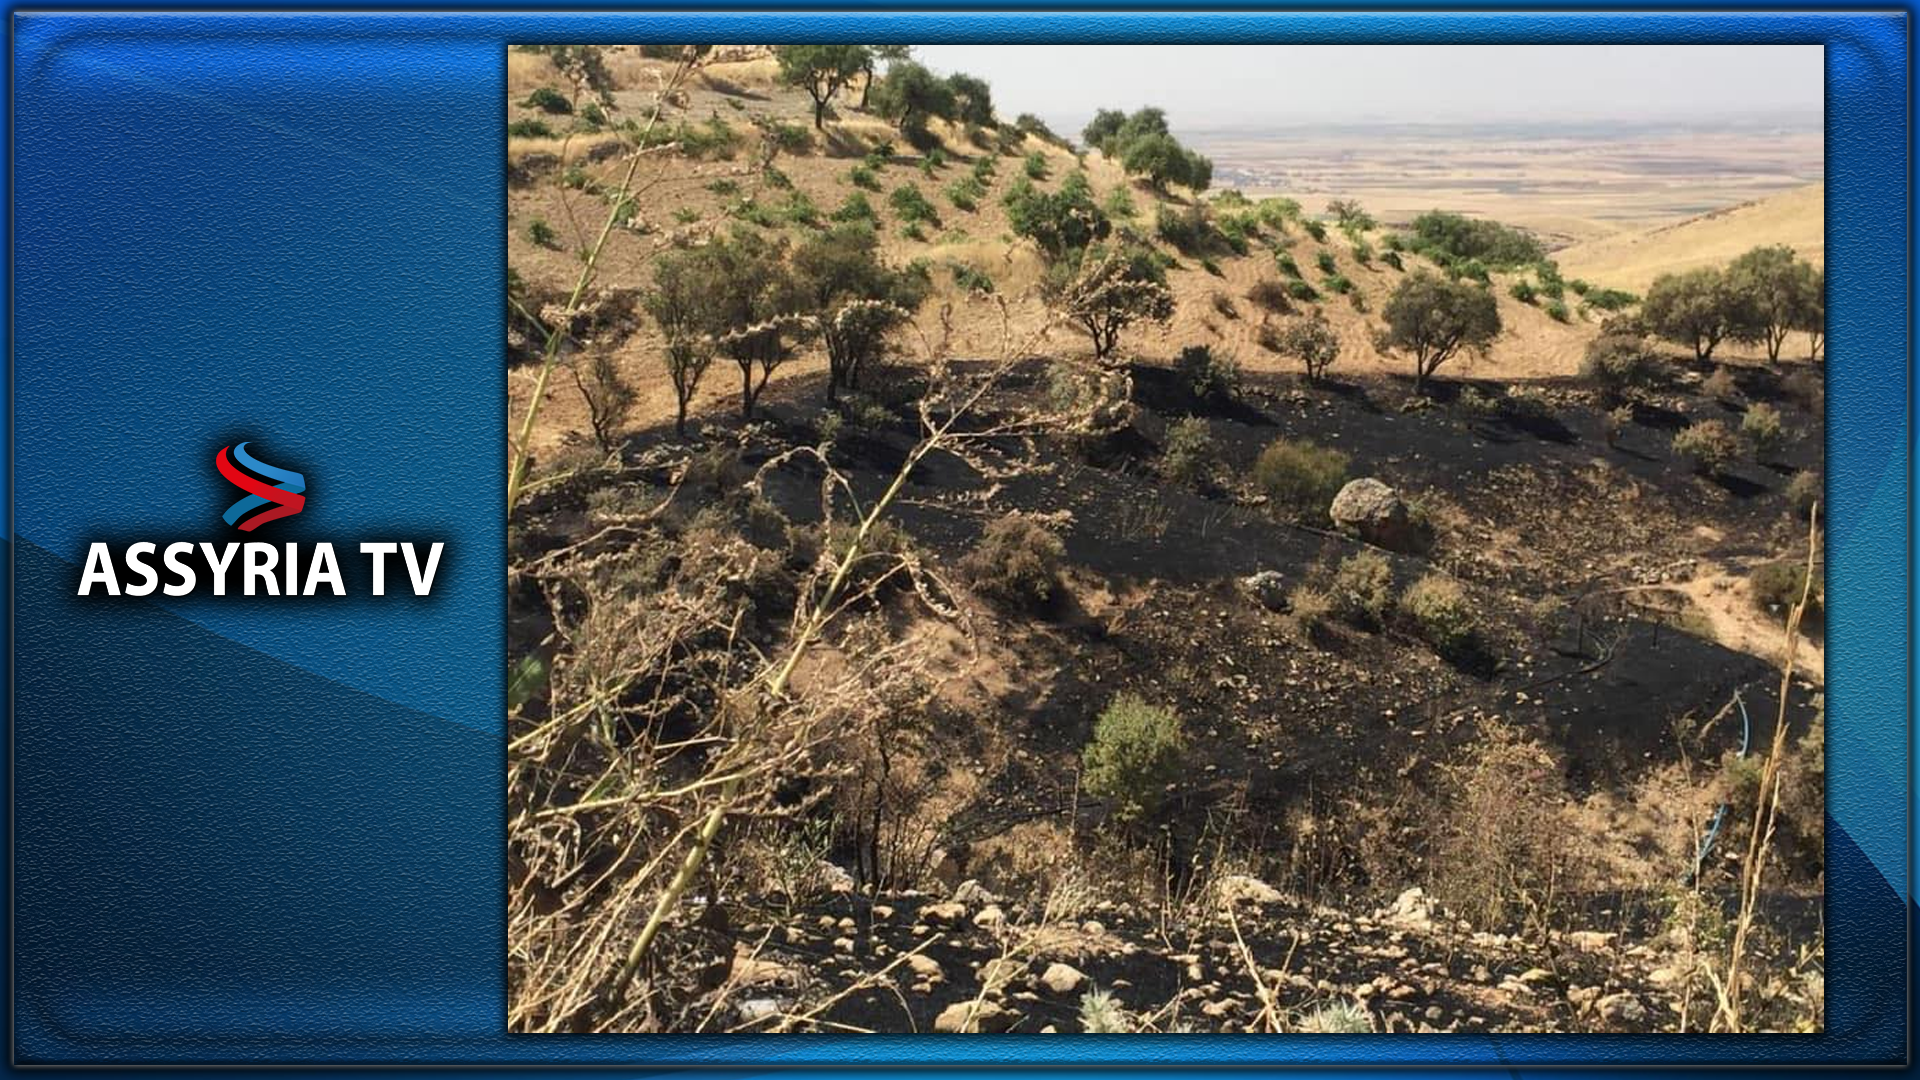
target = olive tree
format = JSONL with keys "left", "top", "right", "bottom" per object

{"left": 1795, "top": 267, "right": 1825, "bottom": 361}
{"left": 870, "top": 60, "right": 955, "bottom": 134}
{"left": 1272, "top": 313, "right": 1341, "bottom": 383}
{"left": 1045, "top": 244, "right": 1174, "bottom": 362}
{"left": 645, "top": 249, "right": 722, "bottom": 436}
{"left": 791, "top": 224, "right": 930, "bottom": 401}
{"left": 1643, "top": 266, "right": 1754, "bottom": 362}
{"left": 1727, "top": 244, "right": 1821, "bottom": 363}
{"left": 1380, "top": 271, "right": 1501, "bottom": 391}
{"left": 774, "top": 45, "right": 870, "bottom": 130}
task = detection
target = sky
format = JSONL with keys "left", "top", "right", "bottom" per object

{"left": 908, "top": 45, "right": 1823, "bottom": 131}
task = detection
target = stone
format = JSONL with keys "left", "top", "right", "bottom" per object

{"left": 1329, "top": 478, "right": 1428, "bottom": 553}
{"left": 832, "top": 936, "right": 856, "bottom": 954}
{"left": 1039, "top": 962, "right": 1087, "bottom": 995}
{"left": 904, "top": 952, "right": 943, "bottom": 982}
{"left": 1596, "top": 992, "right": 1647, "bottom": 1024}
{"left": 736, "top": 997, "right": 782, "bottom": 1023}
{"left": 871, "top": 904, "right": 896, "bottom": 921}
{"left": 1565, "top": 930, "right": 1616, "bottom": 953}
{"left": 1567, "top": 985, "right": 1601, "bottom": 1013}
{"left": 921, "top": 901, "right": 967, "bottom": 927}
{"left": 1242, "top": 571, "right": 1289, "bottom": 612}
{"left": 973, "top": 904, "right": 1006, "bottom": 929}
{"left": 953, "top": 879, "right": 999, "bottom": 907}
{"left": 1219, "top": 874, "right": 1285, "bottom": 906}
{"left": 934, "top": 1000, "right": 1019, "bottom": 1033}
{"left": 1380, "top": 887, "right": 1434, "bottom": 932}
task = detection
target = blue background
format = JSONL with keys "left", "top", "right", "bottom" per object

{"left": 7, "top": 9, "right": 1909, "bottom": 1069}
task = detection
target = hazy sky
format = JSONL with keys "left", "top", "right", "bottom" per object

{"left": 910, "top": 45, "right": 1823, "bottom": 130}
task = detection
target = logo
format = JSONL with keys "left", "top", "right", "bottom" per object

{"left": 75, "top": 436, "right": 447, "bottom": 599}
{"left": 216, "top": 441, "right": 306, "bottom": 531}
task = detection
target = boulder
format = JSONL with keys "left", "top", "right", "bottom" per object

{"left": 921, "top": 901, "right": 967, "bottom": 927}
{"left": 1329, "top": 478, "right": 1428, "bottom": 553}
{"left": 934, "top": 1000, "right": 1019, "bottom": 1033}
{"left": 1039, "top": 962, "right": 1087, "bottom": 995}
{"left": 1218, "top": 874, "right": 1285, "bottom": 906}
{"left": 1595, "top": 992, "right": 1648, "bottom": 1025}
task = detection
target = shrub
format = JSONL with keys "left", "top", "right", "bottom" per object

{"left": 1742, "top": 401, "right": 1786, "bottom": 459}
{"left": 945, "top": 175, "right": 986, "bottom": 212}
{"left": 1296, "top": 1001, "right": 1372, "bottom": 1034}
{"left": 1082, "top": 694, "right": 1185, "bottom": 825}
{"left": 1287, "top": 279, "right": 1319, "bottom": 302}
{"left": 888, "top": 184, "right": 939, "bottom": 226}
{"left": 1403, "top": 574, "right": 1476, "bottom": 657}
{"left": 1043, "top": 243, "right": 1174, "bottom": 360}
{"left": 1673, "top": 419, "right": 1741, "bottom": 476}
{"left": 1509, "top": 280, "right": 1537, "bottom": 305}
{"left": 1155, "top": 203, "right": 1215, "bottom": 255}
{"left": 1162, "top": 417, "right": 1217, "bottom": 486}
{"left": 1102, "top": 186, "right": 1137, "bottom": 220}
{"left": 1003, "top": 172, "right": 1110, "bottom": 260}
{"left": 1286, "top": 583, "right": 1332, "bottom": 636}
{"left": 1785, "top": 470, "right": 1822, "bottom": 520}
{"left": 1581, "top": 331, "right": 1664, "bottom": 398}
{"left": 1701, "top": 366, "right": 1739, "bottom": 402}
{"left": 849, "top": 163, "right": 880, "bottom": 190}
{"left": 1603, "top": 404, "right": 1634, "bottom": 448}
{"left": 1315, "top": 251, "right": 1338, "bottom": 276}
{"left": 830, "top": 191, "right": 878, "bottom": 225}
{"left": 525, "top": 217, "right": 558, "bottom": 247}
{"left": 949, "top": 261, "right": 995, "bottom": 295}
{"left": 1750, "top": 559, "right": 1823, "bottom": 623}
{"left": 1253, "top": 438, "right": 1349, "bottom": 517}
{"left": 1174, "top": 343, "right": 1239, "bottom": 402}
{"left": 1585, "top": 287, "right": 1638, "bottom": 311}
{"left": 1276, "top": 253, "right": 1302, "bottom": 279}
{"left": 1543, "top": 298, "right": 1570, "bottom": 323}
{"left": 1407, "top": 210, "right": 1545, "bottom": 268}
{"left": 1323, "top": 273, "right": 1353, "bottom": 295}
{"left": 1024, "top": 151, "right": 1049, "bottom": 180}
{"left": 1381, "top": 271, "right": 1501, "bottom": 391}
{"left": 1301, "top": 219, "right": 1328, "bottom": 243}
{"left": 1330, "top": 549, "right": 1393, "bottom": 629}
{"left": 1432, "top": 719, "right": 1578, "bottom": 932}
{"left": 521, "top": 86, "right": 573, "bottom": 114}
{"left": 507, "top": 118, "right": 556, "bottom": 138}
{"left": 1381, "top": 250, "right": 1404, "bottom": 271}
{"left": 963, "top": 513, "right": 1065, "bottom": 612}
{"left": 1245, "top": 279, "right": 1292, "bottom": 314}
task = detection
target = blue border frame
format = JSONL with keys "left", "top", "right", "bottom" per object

{"left": 7, "top": 8, "right": 1910, "bottom": 1069}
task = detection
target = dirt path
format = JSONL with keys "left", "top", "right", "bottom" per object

{"left": 1677, "top": 568, "right": 1823, "bottom": 684}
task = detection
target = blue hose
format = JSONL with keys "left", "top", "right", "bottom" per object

{"left": 1688, "top": 692, "right": 1752, "bottom": 884}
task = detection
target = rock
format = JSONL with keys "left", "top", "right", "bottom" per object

{"left": 953, "top": 879, "right": 999, "bottom": 907}
{"left": 871, "top": 904, "right": 896, "bottom": 921}
{"left": 832, "top": 937, "right": 856, "bottom": 954}
{"left": 904, "top": 952, "right": 944, "bottom": 983}
{"left": 921, "top": 901, "right": 967, "bottom": 927}
{"left": 1519, "top": 967, "right": 1554, "bottom": 984}
{"left": 934, "top": 1000, "right": 1019, "bottom": 1033}
{"left": 819, "top": 863, "right": 857, "bottom": 893}
{"left": 1219, "top": 874, "right": 1285, "bottom": 906}
{"left": 736, "top": 997, "right": 782, "bottom": 1024}
{"left": 1379, "top": 887, "right": 1434, "bottom": 932}
{"left": 1566, "top": 930, "right": 1616, "bottom": 953}
{"left": 1329, "top": 478, "right": 1428, "bottom": 553}
{"left": 973, "top": 904, "right": 1006, "bottom": 929}
{"left": 1567, "top": 985, "right": 1601, "bottom": 1013}
{"left": 1039, "top": 962, "right": 1087, "bottom": 995}
{"left": 1596, "top": 992, "right": 1647, "bottom": 1024}
{"left": 1242, "top": 571, "right": 1289, "bottom": 612}
{"left": 1082, "top": 920, "right": 1106, "bottom": 935}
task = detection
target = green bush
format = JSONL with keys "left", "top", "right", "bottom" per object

{"left": 508, "top": 118, "right": 556, "bottom": 139}
{"left": 1323, "top": 273, "right": 1353, "bottom": 295}
{"left": 521, "top": 87, "right": 572, "bottom": 114}
{"left": 849, "top": 163, "right": 881, "bottom": 190}
{"left": 1381, "top": 250, "right": 1404, "bottom": 271}
{"left": 830, "top": 191, "right": 878, "bottom": 225}
{"left": 1287, "top": 279, "right": 1320, "bottom": 302}
{"left": 1742, "top": 401, "right": 1786, "bottom": 458}
{"left": 1331, "top": 549, "right": 1393, "bottom": 629}
{"left": 1750, "top": 559, "right": 1823, "bottom": 623}
{"left": 1302, "top": 219, "right": 1328, "bottom": 243}
{"left": 1403, "top": 574, "right": 1477, "bottom": 657}
{"left": 524, "top": 217, "right": 558, "bottom": 247}
{"left": 889, "top": 184, "right": 940, "bottom": 226}
{"left": 1785, "top": 470, "right": 1822, "bottom": 520}
{"left": 1673, "top": 419, "right": 1741, "bottom": 476}
{"left": 1407, "top": 210, "right": 1545, "bottom": 268}
{"left": 1316, "top": 251, "right": 1338, "bottom": 275}
{"left": 949, "top": 261, "right": 995, "bottom": 295}
{"left": 1156, "top": 203, "right": 1215, "bottom": 255}
{"left": 1174, "top": 343, "right": 1239, "bottom": 402}
{"left": 963, "top": 513, "right": 1065, "bottom": 612}
{"left": 1509, "top": 280, "right": 1538, "bottom": 305}
{"left": 1102, "top": 186, "right": 1136, "bottom": 220}
{"left": 1024, "top": 151, "right": 1049, "bottom": 180}
{"left": 1082, "top": 694, "right": 1185, "bottom": 825}
{"left": 1543, "top": 298, "right": 1570, "bottom": 323}
{"left": 1276, "top": 253, "right": 1302, "bottom": 279}
{"left": 945, "top": 175, "right": 986, "bottom": 212}
{"left": 1581, "top": 331, "right": 1665, "bottom": 397}
{"left": 1162, "top": 417, "right": 1217, "bottom": 486}
{"left": 1253, "top": 437, "right": 1349, "bottom": 517}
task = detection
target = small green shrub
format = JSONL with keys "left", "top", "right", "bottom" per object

{"left": 1323, "top": 273, "right": 1353, "bottom": 295}
{"left": 962, "top": 514, "right": 1065, "bottom": 613}
{"left": 830, "top": 191, "right": 878, "bottom": 225}
{"left": 1582, "top": 332, "right": 1665, "bottom": 398}
{"left": 1162, "top": 417, "right": 1217, "bottom": 486}
{"left": 1381, "top": 250, "right": 1404, "bottom": 271}
{"left": 1276, "top": 253, "right": 1302, "bottom": 279}
{"left": 508, "top": 118, "right": 556, "bottom": 139}
{"left": 1543, "top": 298, "right": 1570, "bottom": 323}
{"left": 1102, "top": 186, "right": 1137, "bottom": 220}
{"left": 949, "top": 261, "right": 995, "bottom": 295}
{"left": 889, "top": 184, "right": 939, "bottom": 226}
{"left": 1174, "top": 343, "right": 1239, "bottom": 402}
{"left": 849, "top": 164, "right": 880, "bottom": 190}
{"left": 945, "top": 175, "right": 986, "bottom": 212}
{"left": 1509, "top": 280, "right": 1537, "bottom": 304}
{"left": 1286, "top": 279, "right": 1319, "bottom": 302}
{"left": 1253, "top": 438, "right": 1349, "bottom": 517}
{"left": 1316, "top": 251, "right": 1338, "bottom": 275}
{"left": 1785, "top": 470, "right": 1822, "bottom": 520}
{"left": 1673, "top": 419, "right": 1741, "bottom": 476}
{"left": 1742, "top": 401, "right": 1786, "bottom": 458}
{"left": 521, "top": 87, "right": 573, "bottom": 114}
{"left": 1082, "top": 694, "right": 1185, "bottom": 825}
{"left": 1302, "top": 219, "right": 1328, "bottom": 243}
{"left": 1330, "top": 550, "right": 1393, "bottom": 629}
{"left": 1750, "top": 559, "right": 1823, "bottom": 623}
{"left": 1403, "top": 573, "right": 1477, "bottom": 657}
{"left": 1024, "top": 151, "right": 1049, "bottom": 180}
{"left": 524, "top": 217, "right": 558, "bottom": 247}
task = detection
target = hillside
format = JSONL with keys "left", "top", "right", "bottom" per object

{"left": 1557, "top": 183, "right": 1824, "bottom": 295}
{"left": 505, "top": 45, "right": 1827, "bottom": 1036}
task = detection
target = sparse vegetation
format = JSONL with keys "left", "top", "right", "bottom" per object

{"left": 1253, "top": 437, "right": 1349, "bottom": 517}
{"left": 1403, "top": 573, "right": 1476, "bottom": 658}
{"left": 1673, "top": 418, "right": 1742, "bottom": 476}
{"left": 1270, "top": 313, "right": 1341, "bottom": 382}
{"left": 1381, "top": 271, "right": 1502, "bottom": 391}
{"left": 1082, "top": 694, "right": 1185, "bottom": 825}
{"left": 1330, "top": 549, "right": 1393, "bottom": 629}
{"left": 964, "top": 513, "right": 1065, "bottom": 612}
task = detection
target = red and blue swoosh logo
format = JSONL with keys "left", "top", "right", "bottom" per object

{"left": 216, "top": 441, "right": 306, "bottom": 531}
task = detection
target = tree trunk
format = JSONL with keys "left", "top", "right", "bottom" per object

{"left": 813, "top": 95, "right": 827, "bottom": 130}
{"left": 859, "top": 65, "right": 873, "bottom": 108}
{"left": 740, "top": 363, "right": 754, "bottom": 419}
{"left": 675, "top": 398, "right": 689, "bottom": 438}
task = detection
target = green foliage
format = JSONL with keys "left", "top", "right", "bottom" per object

{"left": 1084, "top": 107, "right": 1210, "bottom": 193}
{"left": 793, "top": 223, "right": 930, "bottom": 398}
{"left": 1509, "top": 280, "right": 1537, "bottom": 304}
{"left": 1287, "top": 279, "right": 1319, "bottom": 302}
{"left": 1381, "top": 271, "right": 1502, "bottom": 389}
{"left": 1750, "top": 559, "right": 1823, "bottom": 622}
{"left": 1584, "top": 287, "right": 1638, "bottom": 312}
{"left": 1742, "top": 401, "right": 1787, "bottom": 458}
{"left": 1024, "top": 150, "right": 1050, "bottom": 180}
{"left": 1271, "top": 313, "right": 1341, "bottom": 382}
{"left": 1672, "top": 418, "right": 1741, "bottom": 476}
{"left": 1581, "top": 330, "right": 1665, "bottom": 398}
{"left": 1330, "top": 550, "right": 1393, "bottom": 629}
{"left": 1162, "top": 416, "right": 1218, "bottom": 486}
{"left": 521, "top": 87, "right": 573, "bottom": 114}
{"left": 762, "top": 118, "right": 813, "bottom": 155}
{"left": 888, "top": 183, "right": 940, "bottom": 226}
{"left": 1044, "top": 243, "right": 1175, "bottom": 359}
{"left": 1403, "top": 574, "right": 1477, "bottom": 658}
{"left": 508, "top": 118, "right": 556, "bottom": 139}
{"left": 1082, "top": 694, "right": 1185, "bottom": 825}
{"left": 1727, "top": 244, "right": 1823, "bottom": 362}
{"left": 1155, "top": 203, "right": 1217, "bottom": 255}
{"left": 1301, "top": 219, "right": 1328, "bottom": 243}
{"left": 949, "top": 261, "right": 995, "bottom": 295}
{"left": 775, "top": 44, "right": 870, "bottom": 129}
{"left": 1174, "top": 343, "right": 1240, "bottom": 402}
{"left": 1785, "top": 470, "right": 1822, "bottom": 520}
{"left": 1407, "top": 210, "right": 1546, "bottom": 268}
{"left": 870, "top": 60, "right": 956, "bottom": 136}
{"left": 1003, "top": 172, "right": 1110, "bottom": 260}
{"left": 1316, "top": 250, "right": 1338, "bottom": 276}
{"left": 1381, "top": 250, "right": 1404, "bottom": 271}
{"left": 1543, "top": 298, "right": 1570, "bottom": 323}
{"left": 963, "top": 513, "right": 1065, "bottom": 612}
{"left": 1276, "top": 253, "right": 1302, "bottom": 279}
{"left": 944, "top": 71, "right": 995, "bottom": 126}
{"left": 1102, "top": 185, "right": 1137, "bottom": 220}
{"left": 945, "top": 174, "right": 987, "bottom": 212}
{"left": 1643, "top": 266, "right": 1753, "bottom": 362}
{"left": 524, "top": 217, "right": 558, "bottom": 247}
{"left": 1323, "top": 273, "right": 1353, "bottom": 295}
{"left": 1254, "top": 437, "right": 1349, "bottom": 517}
{"left": 849, "top": 163, "right": 880, "bottom": 190}
{"left": 829, "top": 191, "right": 878, "bottom": 226}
